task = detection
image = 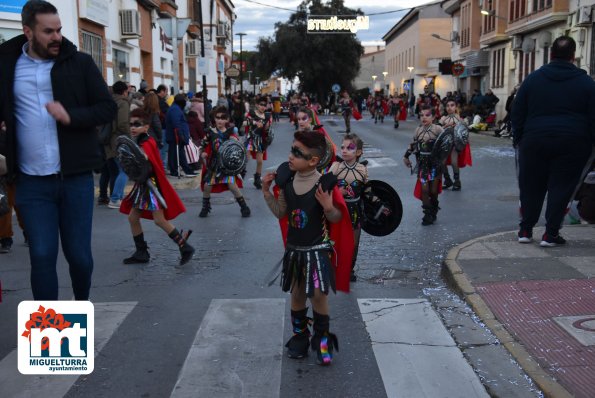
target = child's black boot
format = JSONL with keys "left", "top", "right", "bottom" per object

{"left": 199, "top": 197, "right": 211, "bottom": 217}
{"left": 123, "top": 233, "right": 150, "bottom": 264}
{"left": 311, "top": 311, "right": 338, "bottom": 366}
{"left": 236, "top": 196, "right": 251, "bottom": 217}
{"left": 285, "top": 308, "right": 311, "bottom": 359}
{"left": 431, "top": 199, "right": 440, "bottom": 222}
{"left": 253, "top": 173, "right": 262, "bottom": 189}
{"left": 168, "top": 228, "right": 195, "bottom": 265}
{"left": 452, "top": 172, "right": 461, "bottom": 191}
{"left": 422, "top": 205, "right": 434, "bottom": 226}
{"left": 443, "top": 172, "right": 453, "bottom": 189}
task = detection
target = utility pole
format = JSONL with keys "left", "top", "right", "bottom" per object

{"left": 198, "top": 0, "right": 208, "bottom": 131}
{"left": 236, "top": 32, "right": 246, "bottom": 103}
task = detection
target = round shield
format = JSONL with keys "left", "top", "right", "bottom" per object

{"left": 0, "top": 181, "right": 9, "bottom": 217}
{"left": 453, "top": 123, "right": 469, "bottom": 152}
{"left": 316, "top": 137, "right": 335, "bottom": 171}
{"left": 362, "top": 180, "right": 403, "bottom": 237}
{"left": 217, "top": 139, "right": 247, "bottom": 176}
{"left": 431, "top": 128, "right": 454, "bottom": 164}
{"left": 116, "top": 136, "right": 152, "bottom": 183}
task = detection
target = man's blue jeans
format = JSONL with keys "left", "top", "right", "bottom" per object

{"left": 110, "top": 158, "right": 128, "bottom": 202}
{"left": 15, "top": 172, "right": 95, "bottom": 300}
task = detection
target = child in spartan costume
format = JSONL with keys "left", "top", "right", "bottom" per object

{"left": 439, "top": 98, "right": 472, "bottom": 191}
{"left": 328, "top": 134, "right": 368, "bottom": 282}
{"left": 262, "top": 130, "right": 354, "bottom": 365}
{"left": 403, "top": 105, "right": 445, "bottom": 226}
{"left": 199, "top": 106, "right": 251, "bottom": 218}
{"left": 244, "top": 96, "right": 273, "bottom": 189}
{"left": 119, "top": 109, "right": 195, "bottom": 266}
{"left": 295, "top": 106, "right": 337, "bottom": 173}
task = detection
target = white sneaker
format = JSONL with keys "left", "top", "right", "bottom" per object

{"left": 108, "top": 200, "right": 121, "bottom": 209}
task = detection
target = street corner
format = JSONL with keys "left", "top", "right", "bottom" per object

{"left": 476, "top": 279, "right": 595, "bottom": 398}
{"left": 167, "top": 172, "right": 201, "bottom": 190}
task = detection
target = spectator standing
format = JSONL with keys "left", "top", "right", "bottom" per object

{"left": 107, "top": 81, "right": 131, "bottom": 209}
{"left": 512, "top": 36, "right": 595, "bottom": 246}
{"left": 0, "top": 0, "right": 116, "bottom": 299}
{"left": 166, "top": 94, "right": 196, "bottom": 177}
{"left": 156, "top": 84, "right": 169, "bottom": 167}
{"left": 142, "top": 91, "right": 163, "bottom": 146}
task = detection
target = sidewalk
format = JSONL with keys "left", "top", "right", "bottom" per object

{"left": 444, "top": 224, "right": 595, "bottom": 398}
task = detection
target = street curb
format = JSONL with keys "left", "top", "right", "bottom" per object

{"left": 442, "top": 230, "right": 574, "bottom": 398}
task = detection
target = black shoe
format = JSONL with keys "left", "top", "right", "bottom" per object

{"left": 443, "top": 177, "right": 453, "bottom": 189}
{"left": 422, "top": 211, "right": 434, "bottom": 226}
{"left": 199, "top": 198, "right": 211, "bottom": 217}
{"left": 452, "top": 179, "right": 461, "bottom": 191}
{"left": 0, "top": 238, "right": 13, "bottom": 253}
{"left": 123, "top": 249, "right": 150, "bottom": 264}
{"left": 540, "top": 233, "right": 566, "bottom": 247}
{"left": 237, "top": 197, "right": 251, "bottom": 217}
{"left": 253, "top": 173, "right": 262, "bottom": 190}
{"left": 179, "top": 243, "right": 195, "bottom": 265}
{"left": 97, "top": 196, "right": 109, "bottom": 205}
{"left": 286, "top": 334, "right": 310, "bottom": 359}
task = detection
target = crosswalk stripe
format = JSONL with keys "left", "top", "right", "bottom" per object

{"left": 0, "top": 302, "right": 137, "bottom": 398}
{"left": 358, "top": 299, "right": 488, "bottom": 398}
{"left": 170, "top": 298, "right": 285, "bottom": 398}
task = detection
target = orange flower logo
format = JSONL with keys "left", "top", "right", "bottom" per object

{"left": 21, "top": 305, "right": 72, "bottom": 350}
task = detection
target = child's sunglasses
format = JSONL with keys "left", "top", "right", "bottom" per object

{"left": 290, "top": 146, "right": 313, "bottom": 160}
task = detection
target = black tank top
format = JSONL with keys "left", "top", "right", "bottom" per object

{"left": 284, "top": 180, "right": 327, "bottom": 246}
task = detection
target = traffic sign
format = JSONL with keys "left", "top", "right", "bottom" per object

{"left": 452, "top": 63, "right": 465, "bottom": 77}
{"left": 332, "top": 84, "right": 341, "bottom": 93}
{"left": 225, "top": 66, "right": 240, "bottom": 78}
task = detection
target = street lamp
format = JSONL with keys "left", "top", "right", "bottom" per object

{"left": 431, "top": 33, "right": 455, "bottom": 43}
{"left": 255, "top": 77, "right": 260, "bottom": 94}
{"left": 382, "top": 71, "right": 388, "bottom": 93}
{"left": 480, "top": 9, "right": 507, "bottom": 20}
{"left": 236, "top": 32, "right": 246, "bottom": 102}
{"left": 247, "top": 70, "right": 253, "bottom": 93}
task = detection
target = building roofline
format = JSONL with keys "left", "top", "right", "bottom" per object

{"left": 382, "top": 0, "right": 443, "bottom": 42}
{"left": 362, "top": 49, "right": 385, "bottom": 57}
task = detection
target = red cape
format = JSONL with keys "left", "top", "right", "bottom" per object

{"left": 120, "top": 136, "right": 186, "bottom": 220}
{"left": 399, "top": 100, "right": 407, "bottom": 121}
{"left": 446, "top": 143, "right": 473, "bottom": 167}
{"left": 414, "top": 179, "right": 443, "bottom": 200}
{"left": 200, "top": 134, "right": 244, "bottom": 193}
{"left": 274, "top": 185, "right": 354, "bottom": 293}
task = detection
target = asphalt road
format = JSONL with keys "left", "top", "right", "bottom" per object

{"left": 0, "top": 114, "right": 542, "bottom": 397}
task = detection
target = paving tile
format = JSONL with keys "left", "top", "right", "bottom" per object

{"left": 482, "top": 242, "right": 551, "bottom": 258}
{"left": 559, "top": 257, "right": 595, "bottom": 278}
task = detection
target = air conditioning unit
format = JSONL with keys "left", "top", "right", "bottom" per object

{"left": 536, "top": 31, "right": 552, "bottom": 48}
{"left": 186, "top": 40, "right": 199, "bottom": 57}
{"left": 120, "top": 10, "right": 140, "bottom": 37}
{"left": 216, "top": 22, "right": 227, "bottom": 38}
{"left": 577, "top": 6, "right": 592, "bottom": 26}
{"left": 450, "top": 31, "right": 460, "bottom": 43}
{"left": 511, "top": 35, "right": 523, "bottom": 51}
{"left": 522, "top": 38, "right": 535, "bottom": 53}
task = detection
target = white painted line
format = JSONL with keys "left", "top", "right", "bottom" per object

{"left": 358, "top": 299, "right": 488, "bottom": 398}
{"left": 0, "top": 302, "right": 137, "bottom": 398}
{"left": 170, "top": 299, "right": 285, "bottom": 398}
{"left": 365, "top": 158, "right": 398, "bottom": 169}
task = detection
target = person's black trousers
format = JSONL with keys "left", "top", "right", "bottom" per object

{"left": 518, "top": 134, "right": 592, "bottom": 236}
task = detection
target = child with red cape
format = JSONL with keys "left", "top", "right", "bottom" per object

{"left": 262, "top": 130, "right": 354, "bottom": 366}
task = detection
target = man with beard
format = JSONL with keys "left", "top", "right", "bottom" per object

{"left": 0, "top": 0, "right": 116, "bottom": 300}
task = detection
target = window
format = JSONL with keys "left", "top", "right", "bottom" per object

{"left": 113, "top": 49, "right": 129, "bottom": 82}
{"left": 518, "top": 50, "right": 535, "bottom": 83}
{"left": 81, "top": 31, "right": 102, "bottom": 72}
{"left": 491, "top": 48, "right": 505, "bottom": 87}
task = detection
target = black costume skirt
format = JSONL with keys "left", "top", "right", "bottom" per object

{"left": 282, "top": 243, "right": 335, "bottom": 297}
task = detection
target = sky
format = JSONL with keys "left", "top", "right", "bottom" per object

{"left": 232, "top": 0, "right": 433, "bottom": 51}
